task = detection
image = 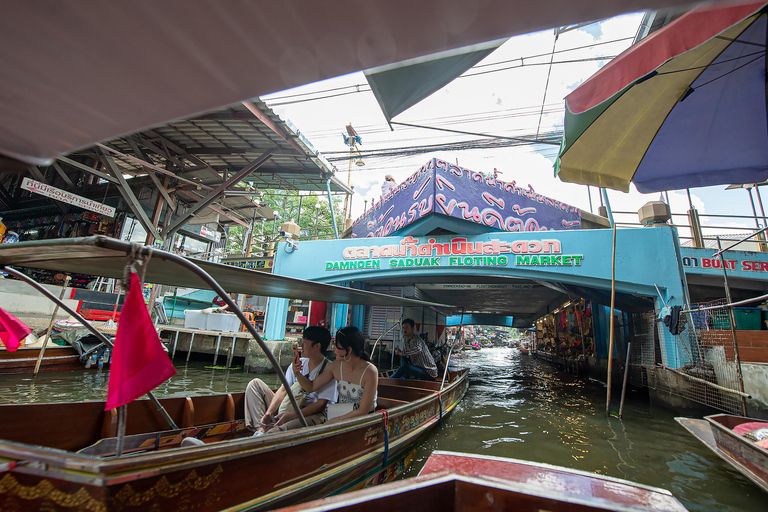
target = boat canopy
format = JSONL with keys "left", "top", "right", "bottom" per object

{"left": 0, "top": 236, "right": 455, "bottom": 310}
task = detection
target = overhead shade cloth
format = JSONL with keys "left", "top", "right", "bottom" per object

{"left": 364, "top": 40, "right": 505, "bottom": 123}
{"left": 555, "top": 1, "right": 768, "bottom": 193}
{"left": 0, "top": 237, "right": 454, "bottom": 310}
{"left": 0, "top": 0, "right": 719, "bottom": 166}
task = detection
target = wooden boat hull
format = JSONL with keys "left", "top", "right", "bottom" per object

{"left": 676, "top": 414, "right": 768, "bottom": 494}
{"left": 0, "top": 370, "right": 469, "bottom": 511}
{"left": 272, "top": 451, "right": 688, "bottom": 512}
{"left": 0, "top": 346, "right": 82, "bottom": 374}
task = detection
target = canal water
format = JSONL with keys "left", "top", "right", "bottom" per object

{"left": 1, "top": 347, "right": 766, "bottom": 511}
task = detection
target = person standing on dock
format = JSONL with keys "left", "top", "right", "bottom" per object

{"left": 391, "top": 318, "right": 438, "bottom": 381}
{"left": 244, "top": 326, "right": 337, "bottom": 434}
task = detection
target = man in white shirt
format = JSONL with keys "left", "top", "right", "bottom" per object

{"left": 244, "top": 326, "right": 337, "bottom": 433}
{"left": 381, "top": 174, "right": 398, "bottom": 197}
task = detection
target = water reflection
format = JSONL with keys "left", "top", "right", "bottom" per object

{"left": 411, "top": 347, "right": 768, "bottom": 512}
{"left": 0, "top": 363, "right": 278, "bottom": 404}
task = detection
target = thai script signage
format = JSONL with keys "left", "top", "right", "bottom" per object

{"left": 21, "top": 177, "right": 116, "bottom": 217}
{"left": 325, "top": 236, "right": 583, "bottom": 271}
{"left": 351, "top": 158, "right": 581, "bottom": 238}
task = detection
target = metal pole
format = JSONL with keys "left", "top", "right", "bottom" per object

{"left": 586, "top": 186, "right": 593, "bottom": 213}
{"left": 748, "top": 188, "right": 761, "bottom": 229}
{"left": 115, "top": 405, "right": 127, "bottom": 457}
{"left": 1, "top": 265, "right": 178, "bottom": 430}
{"left": 169, "top": 289, "right": 178, "bottom": 324}
{"left": 172, "top": 331, "right": 179, "bottom": 359}
{"left": 756, "top": 185, "right": 767, "bottom": 228}
{"left": 212, "top": 334, "right": 222, "bottom": 366}
{"left": 440, "top": 344, "right": 455, "bottom": 390}
{"left": 34, "top": 276, "right": 71, "bottom": 375}
{"left": 576, "top": 300, "right": 586, "bottom": 356}
{"left": 227, "top": 334, "right": 236, "bottom": 368}
{"left": 186, "top": 332, "right": 195, "bottom": 362}
{"left": 715, "top": 237, "right": 749, "bottom": 416}
{"left": 618, "top": 342, "right": 631, "bottom": 418}
{"left": 325, "top": 178, "right": 339, "bottom": 239}
{"left": 606, "top": 223, "right": 617, "bottom": 415}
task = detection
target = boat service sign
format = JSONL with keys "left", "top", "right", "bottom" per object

{"left": 325, "top": 236, "right": 583, "bottom": 271}
{"left": 21, "top": 177, "right": 116, "bottom": 217}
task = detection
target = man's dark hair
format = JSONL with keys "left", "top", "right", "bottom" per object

{"left": 303, "top": 326, "right": 332, "bottom": 352}
{"left": 402, "top": 318, "right": 415, "bottom": 328}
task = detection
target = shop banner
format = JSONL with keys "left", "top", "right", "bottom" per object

{"left": 351, "top": 158, "right": 580, "bottom": 238}
{"left": 21, "top": 177, "right": 116, "bottom": 217}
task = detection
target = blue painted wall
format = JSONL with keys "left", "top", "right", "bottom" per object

{"left": 446, "top": 314, "right": 514, "bottom": 327}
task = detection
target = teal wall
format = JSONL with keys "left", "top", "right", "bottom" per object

{"left": 266, "top": 227, "right": 689, "bottom": 367}
{"left": 446, "top": 314, "right": 514, "bottom": 327}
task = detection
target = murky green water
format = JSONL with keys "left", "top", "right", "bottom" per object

{"left": 1, "top": 348, "right": 766, "bottom": 511}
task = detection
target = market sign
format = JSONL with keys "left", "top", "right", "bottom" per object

{"left": 21, "top": 177, "right": 115, "bottom": 217}
{"left": 325, "top": 236, "right": 583, "bottom": 271}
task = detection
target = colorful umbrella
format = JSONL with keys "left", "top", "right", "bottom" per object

{"left": 555, "top": 2, "right": 768, "bottom": 193}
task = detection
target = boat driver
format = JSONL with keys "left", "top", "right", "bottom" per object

{"left": 390, "top": 318, "right": 438, "bottom": 381}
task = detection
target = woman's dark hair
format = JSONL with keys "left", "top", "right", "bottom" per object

{"left": 335, "top": 326, "right": 370, "bottom": 362}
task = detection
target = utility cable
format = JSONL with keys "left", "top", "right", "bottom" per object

{"left": 391, "top": 121, "right": 561, "bottom": 146}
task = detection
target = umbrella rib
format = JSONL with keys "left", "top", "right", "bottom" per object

{"left": 655, "top": 49, "right": 765, "bottom": 77}
{"left": 690, "top": 53, "right": 765, "bottom": 91}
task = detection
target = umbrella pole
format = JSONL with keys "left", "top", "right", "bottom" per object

{"left": 600, "top": 188, "right": 615, "bottom": 228}
{"left": 606, "top": 223, "right": 617, "bottom": 415}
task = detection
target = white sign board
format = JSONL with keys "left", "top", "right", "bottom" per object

{"left": 21, "top": 177, "right": 116, "bottom": 217}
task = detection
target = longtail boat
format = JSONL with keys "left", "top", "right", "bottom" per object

{"left": 273, "top": 450, "right": 688, "bottom": 511}
{"left": 676, "top": 414, "right": 768, "bottom": 494}
{"left": 0, "top": 236, "right": 466, "bottom": 511}
{"left": 0, "top": 372, "right": 468, "bottom": 511}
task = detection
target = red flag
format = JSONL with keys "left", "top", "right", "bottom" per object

{"left": 106, "top": 273, "right": 176, "bottom": 410}
{"left": 0, "top": 308, "right": 31, "bottom": 352}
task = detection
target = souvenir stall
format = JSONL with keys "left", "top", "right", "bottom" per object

{"left": 534, "top": 300, "right": 594, "bottom": 358}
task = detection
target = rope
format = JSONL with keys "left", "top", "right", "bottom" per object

{"left": 378, "top": 409, "right": 389, "bottom": 469}
{"left": 123, "top": 242, "right": 153, "bottom": 289}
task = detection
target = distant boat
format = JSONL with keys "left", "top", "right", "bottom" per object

{"left": 0, "top": 345, "right": 82, "bottom": 374}
{"left": 273, "top": 450, "right": 688, "bottom": 512}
